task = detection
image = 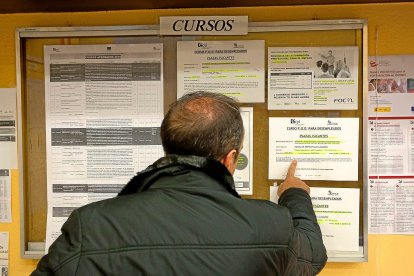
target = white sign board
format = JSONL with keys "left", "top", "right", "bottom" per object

{"left": 160, "top": 16, "right": 248, "bottom": 35}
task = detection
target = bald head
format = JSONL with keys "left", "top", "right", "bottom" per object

{"left": 161, "top": 91, "right": 244, "bottom": 161}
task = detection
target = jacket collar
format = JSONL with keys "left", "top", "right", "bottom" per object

{"left": 118, "top": 155, "right": 240, "bottom": 198}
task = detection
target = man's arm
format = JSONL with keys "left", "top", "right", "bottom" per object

{"left": 278, "top": 160, "right": 327, "bottom": 275}
{"left": 31, "top": 210, "right": 82, "bottom": 276}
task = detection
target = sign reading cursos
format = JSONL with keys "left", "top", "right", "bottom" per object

{"left": 160, "top": 16, "right": 248, "bottom": 35}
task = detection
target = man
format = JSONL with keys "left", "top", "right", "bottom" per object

{"left": 32, "top": 91, "right": 327, "bottom": 275}
{"left": 316, "top": 63, "right": 334, "bottom": 78}
{"left": 319, "top": 50, "right": 335, "bottom": 75}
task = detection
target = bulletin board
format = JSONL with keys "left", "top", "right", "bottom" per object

{"left": 16, "top": 19, "right": 368, "bottom": 261}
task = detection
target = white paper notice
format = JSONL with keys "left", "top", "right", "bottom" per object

{"left": 269, "top": 117, "right": 359, "bottom": 181}
{"left": 177, "top": 40, "right": 265, "bottom": 103}
{"left": 369, "top": 177, "right": 414, "bottom": 234}
{"left": 0, "top": 88, "right": 17, "bottom": 169}
{"left": 311, "top": 187, "right": 360, "bottom": 252}
{"left": 368, "top": 55, "right": 414, "bottom": 117}
{"left": 234, "top": 107, "right": 253, "bottom": 195}
{"left": 268, "top": 47, "right": 358, "bottom": 110}
{"left": 0, "top": 170, "right": 11, "bottom": 223}
{"left": 269, "top": 185, "right": 279, "bottom": 203}
{"left": 368, "top": 117, "right": 414, "bottom": 176}
{"left": 0, "top": 232, "right": 8, "bottom": 276}
{"left": 367, "top": 56, "right": 414, "bottom": 234}
{"left": 44, "top": 44, "right": 164, "bottom": 250}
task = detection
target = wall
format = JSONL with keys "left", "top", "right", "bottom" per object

{"left": 0, "top": 3, "right": 413, "bottom": 275}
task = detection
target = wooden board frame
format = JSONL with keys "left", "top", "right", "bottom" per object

{"left": 16, "top": 19, "right": 368, "bottom": 261}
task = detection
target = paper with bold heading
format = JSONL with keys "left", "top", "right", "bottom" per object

{"left": 269, "top": 117, "right": 359, "bottom": 181}
{"left": 368, "top": 117, "right": 414, "bottom": 176}
{"left": 44, "top": 44, "right": 164, "bottom": 251}
{"left": 0, "top": 232, "right": 8, "bottom": 275}
{"left": 177, "top": 40, "right": 265, "bottom": 103}
{"left": 268, "top": 47, "right": 358, "bottom": 110}
{"left": 269, "top": 186, "right": 360, "bottom": 252}
{"left": 311, "top": 187, "right": 360, "bottom": 252}
{"left": 369, "top": 177, "right": 414, "bottom": 234}
{"left": 0, "top": 170, "right": 11, "bottom": 223}
{"left": 234, "top": 107, "right": 253, "bottom": 195}
{"left": 0, "top": 88, "right": 17, "bottom": 169}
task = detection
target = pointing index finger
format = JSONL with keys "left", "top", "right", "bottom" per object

{"left": 286, "top": 160, "right": 298, "bottom": 178}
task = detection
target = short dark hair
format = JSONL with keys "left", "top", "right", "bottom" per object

{"left": 321, "top": 62, "right": 329, "bottom": 73}
{"left": 161, "top": 91, "right": 244, "bottom": 160}
{"left": 316, "top": 60, "right": 323, "bottom": 67}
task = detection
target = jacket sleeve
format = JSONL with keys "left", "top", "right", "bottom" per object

{"left": 31, "top": 209, "right": 82, "bottom": 276}
{"left": 278, "top": 188, "right": 327, "bottom": 275}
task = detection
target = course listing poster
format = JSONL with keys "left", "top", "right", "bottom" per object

{"left": 177, "top": 40, "right": 265, "bottom": 103}
{"left": 268, "top": 47, "right": 358, "bottom": 110}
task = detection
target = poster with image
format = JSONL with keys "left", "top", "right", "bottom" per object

{"left": 268, "top": 47, "right": 358, "bottom": 110}
{"left": 368, "top": 55, "right": 414, "bottom": 117}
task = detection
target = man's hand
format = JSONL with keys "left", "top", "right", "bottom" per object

{"left": 277, "top": 160, "right": 310, "bottom": 196}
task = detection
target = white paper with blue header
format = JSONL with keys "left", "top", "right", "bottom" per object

{"left": 177, "top": 40, "right": 265, "bottom": 103}
{"left": 269, "top": 187, "right": 360, "bottom": 252}
{"left": 269, "top": 117, "right": 359, "bottom": 181}
{"left": 311, "top": 187, "right": 359, "bottom": 252}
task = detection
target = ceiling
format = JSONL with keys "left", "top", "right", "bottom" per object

{"left": 0, "top": 0, "right": 408, "bottom": 13}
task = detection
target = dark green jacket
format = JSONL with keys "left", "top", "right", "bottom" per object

{"left": 32, "top": 155, "right": 327, "bottom": 275}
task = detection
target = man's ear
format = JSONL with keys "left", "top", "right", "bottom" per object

{"left": 220, "top": 149, "right": 238, "bottom": 174}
